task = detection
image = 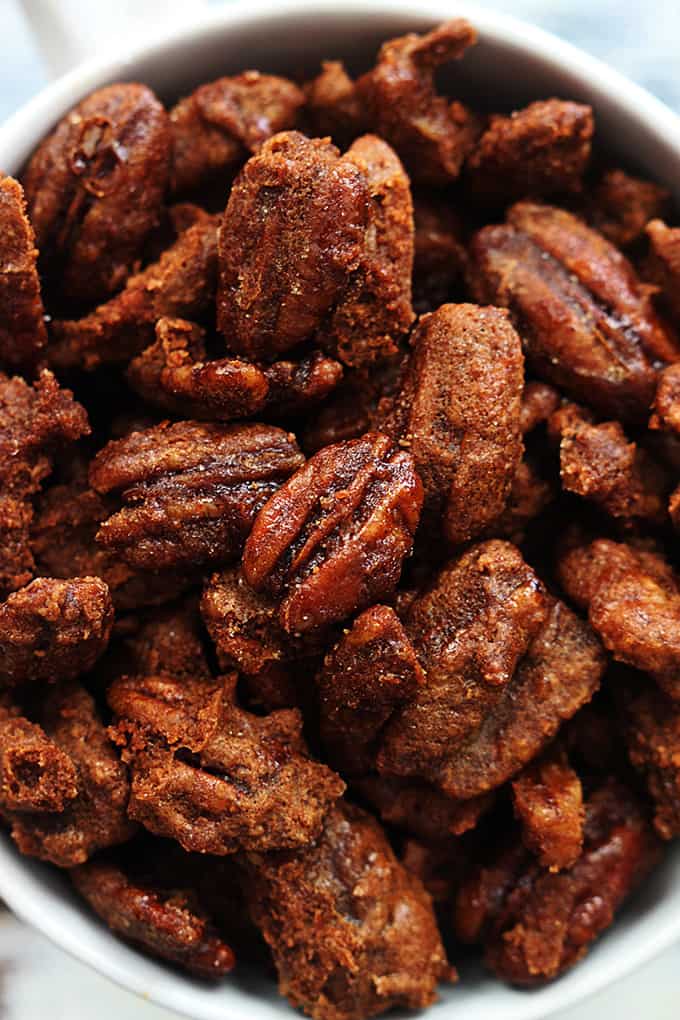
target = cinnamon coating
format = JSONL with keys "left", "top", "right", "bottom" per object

{"left": 109, "top": 671, "right": 344, "bottom": 854}
{"left": 454, "top": 782, "right": 661, "bottom": 986}
{"left": 0, "top": 175, "right": 47, "bottom": 368}
{"left": 356, "top": 20, "right": 479, "bottom": 185}
{"left": 467, "top": 99, "right": 593, "bottom": 202}
{"left": 0, "top": 576, "right": 113, "bottom": 686}
{"left": 0, "top": 701, "right": 78, "bottom": 814}
{"left": 245, "top": 801, "right": 452, "bottom": 1020}
{"left": 0, "top": 369, "right": 89, "bottom": 597}
{"left": 380, "top": 303, "right": 524, "bottom": 544}
{"left": 49, "top": 211, "right": 219, "bottom": 370}
{"left": 90, "top": 420, "right": 304, "bottom": 572}
{"left": 5, "top": 683, "right": 136, "bottom": 867}
{"left": 469, "top": 202, "right": 679, "bottom": 420}
{"left": 242, "top": 432, "right": 423, "bottom": 633}
{"left": 171, "top": 71, "right": 304, "bottom": 194}
{"left": 23, "top": 83, "right": 171, "bottom": 305}
{"left": 71, "top": 853, "right": 235, "bottom": 979}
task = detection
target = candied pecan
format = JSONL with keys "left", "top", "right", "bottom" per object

{"left": 394, "top": 594, "right": 602, "bottom": 801}
{"left": 121, "top": 599, "right": 212, "bottom": 682}
{"left": 242, "top": 432, "right": 423, "bottom": 634}
{"left": 317, "top": 604, "right": 424, "bottom": 776}
{"left": 381, "top": 303, "right": 523, "bottom": 545}
{"left": 0, "top": 701, "right": 78, "bottom": 814}
{"left": 0, "top": 369, "right": 89, "bottom": 597}
{"left": 412, "top": 194, "right": 467, "bottom": 311}
{"left": 0, "top": 576, "right": 113, "bottom": 686}
{"left": 585, "top": 169, "right": 669, "bottom": 248}
{"left": 644, "top": 218, "right": 680, "bottom": 324}
{"left": 376, "top": 541, "right": 550, "bottom": 793}
{"left": 304, "top": 61, "right": 365, "bottom": 147}
{"left": 356, "top": 20, "right": 479, "bottom": 185}
{"left": 520, "top": 380, "right": 561, "bottom": 434}
{"left": 245, "top": 801, "right": 452, "bottom": 1020}
{"left": 217, "top": 132, "right": 369, "bottom": 361}
{"left": 651, "top": 362, "right": 680, "bottom": 434}
{"left": 109, "top": 671, "right": 344, "bottom": 854}
{"left": 71, "top": 853, "right": 235, "bottom": 979}
{"left": 263, "top": 351, "right": 343, "bottom": 417}
{"left": 469, "top": 202, "right": 679, "bottom": 420}
{"left": 467, "top": 99, "right": 593, "bottom": 202}
{"left": 488, "top": 458, "right": 555, "bottom": 544}
{"left": 201, "top": 567, "right": 317, "bottom": 712}
{"left": 0, "top": 175, "right": 47, "bottom": 368}
{"left": 455, "top": 782, "right": 661, "bottom": 986}
{"left": 321, "top": 134, "right": 415, "bottom": 368}
{"left": 356, "top": 774, "right": 492, "bottom": 842}
{"left": 128, "top": 317, "right": 269, "bottom": 420}
{"left": 171, "top": 71, "right": 305, "bottom": 194}
{"left": 31, "top": 467, "right": 192, "bottom": 612}
{"left": 558, "top": 537, "right": 680, "bottom": 698}
{"left": 619, "top": 683, "right": 680, "bottom": 839}
{"left": 401, "top": 837, "right": 468, "bottom": 905}
{"left": 49, "top": 211, "right": 218, "bottom": 370}
{"left": 23, "top": 83, "right": 171, "bottom": 305}
{"left": 552, "top": 403, "right": 669, "bottom": 524}
{"left": 512, "top": 747, "right": 584, "bottom": 871}
{"left": 90, "top": 421, "right": 304, "bottom": 572}
{"left": 5, "top": 683, "right": 135, "bottom": 866}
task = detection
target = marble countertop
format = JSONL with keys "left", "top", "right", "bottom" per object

{"left": 1, "top": 0, "right": 678, "bottom": 1017}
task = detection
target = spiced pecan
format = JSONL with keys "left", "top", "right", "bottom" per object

{"left": 585, "top": 169, "right": 669, "bottom": 247}
{"left": 317, "top": 604, "right": 424, "bottom": 776}
{"left": 356, "top": 20, "right": 479, "bottom": 184}
{"left": 23, "top": 83, "right": 171, "bottom": 306}
{"left": 71, "top": 852, "right": 235, "bottom": 979}
{"left": 0, "top": 576, "right": 113, "bottom": 686}
{"left": 356, "top": 774, "right": 493, "bottom": 842}
{"left": 108, "top": 671, "right": 344, "bottom": 854}
{"left": 49, "top": 211, "right": 219, "bottom": 370}
{"left": 304, "top": 61, "right": 365, "bottom": 147}
{"left": 644, "top": 218, "right": 680, "bottom": 325}
{"left": 263, "top": 351, "right": 343, "bottom": 417}
{"left": 89, "top": 420, "right": 304, "bottom": 572}
{"left": 0, "top": 175, "right": 47, "bottom": 368}
{"left": 217, "top": 132, "right": 370, "bottom": 361}
{"left": 467, "top": 99, "right": 593, "bottom": 202}
{"left": 651, "top": 361, "right": 680, "bottom": 434}
{"left": 0, "top": 700, "right": 78, "bottom": 814}
{"left": 469, "top": 202, "right": 679, "bottom": 420}
{"left": 412, "top": 194, "right": 467, "bottom": 312}
{"left": 380, "top": 303, "right": 524, "bottom": 545}
{"left": 245, "top": 801, "right": 452, "bottom": 1020}
{"left": 171, "top": 71, "right": 304, "bottom": 194}
{"left": 512, "top": 746, "right": 584, "bottom": 871}
{"left": 0, "top": 369, "right": 89, "bottom": 597}
{"left": 242, "top": 432, "right": 423, "bottom": 633}
{"left": 5, "top": 683, "right": 136, "bottom": 867}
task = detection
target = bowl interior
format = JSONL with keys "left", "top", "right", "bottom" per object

{"left": 1, "top": 3, "right": 679, "bottom": 1019}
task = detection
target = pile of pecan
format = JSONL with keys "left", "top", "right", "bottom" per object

{"left": 2, "top": 19, "right": 680, "bottom": 1019}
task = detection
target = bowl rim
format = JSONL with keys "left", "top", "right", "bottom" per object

{"left": 1, "top": 2, "right": 680, "bottom": 1018}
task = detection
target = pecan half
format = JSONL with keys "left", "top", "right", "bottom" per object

{"left": 108, "top": 671, "right": 344, "bottom": 854}
{"left": 242, "top": 432, "right": 423, "bottom": 633}
{"left": 469, "top": 202, "right": 679, "bottom": 420}
{"left": 512, "top": 746, "right": 584, "bottom": 871}
{"left": 0, "top": 175, "right": 47, "bottom": 368}
{"left": 356, "top": 20, "right": 479, "bottom": 184}
{"left": 585, "top": 169, "right": 669, "bottom": 248}
{"left": 304, "top": 61, "right": 365, "bottom": 148}
{"left": 171, "top": 71, "right": 305, "bottom": 194}
{"left": 643, "top": 218, "right": 680, "bottom": 325}
{"left": 23, "top": 83, "right": 171, "bottom": 306}
{"left": 620, "top": 681, "right": 680, "bottom": 839}
{"left": 90, "top": 420, "right": 304, "bottom": 572}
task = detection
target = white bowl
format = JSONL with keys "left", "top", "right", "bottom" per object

{"left": 1, "top": 2, "right": 679, "bottom": 1018}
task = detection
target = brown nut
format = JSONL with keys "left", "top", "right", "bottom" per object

{"left": 380, "top": 303, "right": 524, "bottom": 545}
{"left": 651, "top": 361, "right": 680, "bottom": 434}
{"left": 466, "top": 99, "right": 593, "bottom": 203}
{"left": 304, "top": 61, "right": 365, "bottom": 148}
{"left": 585, "top": 169, "right": 669, "bottom": 248}
{"left": 469, "top": 202, "right": 679, "bottom": 421}
{"left": 109, "top": 671, "right": 344, "bottom": 854}
{"left": 171, "top": 71, "right": 305, "bottom": 194}
{"left": 511, "top": 746, "right": 584, "bottom": 871}
{"left": 217, "top": 132, "right": 370, "bottom": 361}
{"left": 0, "top": 702, "right": 78, "bottom": 814}
{"left": 0, "top": 175, "right": 47, "bottom": 368}
{"left": 0, "top": 576, "right": 113, "bottom": 687}
{"left": 643, "top": 218, "right": 680, "bottom": 325}
{"left": 89, "top": 420, "right": 304, "bottom": 572}
{"left": 356, "top": 20, "right": 479, "bottom": 185}
{"left": 23, "top": 83, "right": 171, "bottom": 305}
{"left": 49, "top": 210, "right": 219, "bottom": 370}
{"left": 242, "top": 432, "right": 423, "bottom": 634}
